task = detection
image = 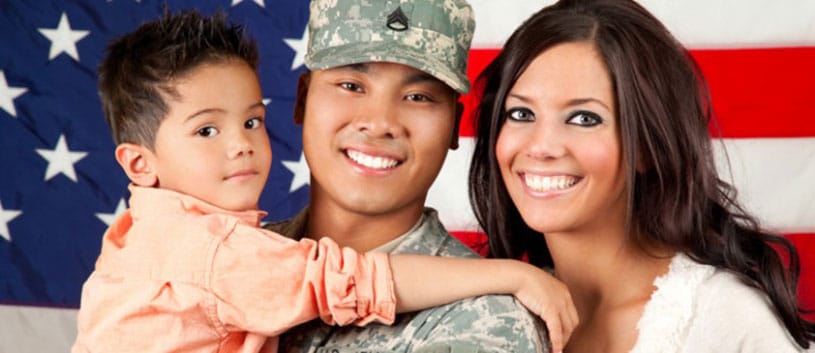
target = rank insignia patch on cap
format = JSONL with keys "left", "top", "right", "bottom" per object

{"left": 386, "top": 6, "right": 409, "bottom": 31}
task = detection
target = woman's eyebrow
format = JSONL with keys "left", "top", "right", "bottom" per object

{"left": 566, "top": 97, "right": 611, "bottom": 111}
{"left": 507, "top": 93, "right": 611, "bottom": 111}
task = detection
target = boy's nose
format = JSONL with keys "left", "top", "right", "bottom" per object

{"left": 228, "top": 133, "right": 254, "bottom": 158}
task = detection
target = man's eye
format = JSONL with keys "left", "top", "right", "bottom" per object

{"left": 406, "top": 93, "right": 432, "bottom": 102}
{"left": 196, "top": 126, "right": 218, "bottom": 137}
{"left": 566, "top": 111, "right": 603, "bottom": 126}
{"left": 340, "top": 82, "right": 362, "bottom": 92}
{"left": 245, "top": 117, "right": 263, "bottom": 129}
{"left": 504, "top": 107, "right": 535, "bottom": 122}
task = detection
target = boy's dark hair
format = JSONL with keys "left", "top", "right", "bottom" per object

{"left": 98, "top": 9, "right": 258, "bottom": 148}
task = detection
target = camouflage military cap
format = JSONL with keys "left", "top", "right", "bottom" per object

{"left": 306, "top": 0, "right": 475, "bottom": 93}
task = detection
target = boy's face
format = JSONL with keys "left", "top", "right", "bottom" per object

{"left": 301, "top": 62, "right": 458, "bottom": 218}
{"left": 147, "top": 60, "right": 271, "bottom": 211}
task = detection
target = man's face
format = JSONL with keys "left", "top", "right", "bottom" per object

{"left": 300, "top": 62, "right": 459, "bottom": 219}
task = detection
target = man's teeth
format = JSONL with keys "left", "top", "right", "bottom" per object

{"left": 347, "top": 150, "right": 399, "bottom": 169}
{"left": 524, "top": 174, "right": 578, "bottom": 192}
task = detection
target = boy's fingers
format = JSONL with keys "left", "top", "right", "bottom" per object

{"left": 544, "top": 310, "right": 564, "bottom": 353}
{"left": 561, "top": 311, "right": 575, "bottom": 348}
{"left": 569, "top": 306, "right": 579, "bottom": 335}
{"left": 561, "top": 294, "right": 579, "bottom": 338}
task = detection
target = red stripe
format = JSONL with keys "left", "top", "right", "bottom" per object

{"left": 788, "top": 233, "right": 815, "bottom": 319}
{"left": 451, "top": 231, "right": 815, "bottom": 319}
{"left": 449, "top": 231, "right": 489, "bottom": 257}
{"left": 460, "top": 47, "right": 815, "bottom": 138}
{"left": 695, "top": 47, "right": 815, "bottom": 138}
{"left": 460, "top": 49, "right": 500, "bottom": 137}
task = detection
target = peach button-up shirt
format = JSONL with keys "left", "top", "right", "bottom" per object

{"left": 72, "top": 186, "right": 395, "bottom": 353}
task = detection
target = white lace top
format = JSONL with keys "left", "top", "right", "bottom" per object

{"left": 629, "top": 254, "right": 809, "bottom": 353}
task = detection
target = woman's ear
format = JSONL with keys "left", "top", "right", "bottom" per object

{"left": 635, "top": 152, "right": 650, "bottom": 173}
{"left": 293, "top": 72, "right": 310, "bottom": 125}
{"left": 115, "top": 143, "right": 158, "bottom": 187}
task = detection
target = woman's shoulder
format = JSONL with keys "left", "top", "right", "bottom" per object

{"left": 683, "top": 259, "right": 804, "bottom": 352}
{"left": 695, "top": 268, "right": 769, "bottom": 311}
{"left": 633, "top": 254, "right": 804, "bottom": 353}
{"left": 648, "top": 254, "right": 775, "bottom": 316}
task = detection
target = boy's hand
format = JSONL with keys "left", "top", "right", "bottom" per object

{"left": 509, "top": 262, "right": 578, "bottom": 353}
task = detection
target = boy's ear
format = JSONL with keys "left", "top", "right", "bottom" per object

{"left": 449, "top": 101, "right": 463, "bottom": 150}
{"left": 293, "top": 72, "right": 310, "bottom": 125}
{"left": 115, "top": 143, "right": 158, "bottom": 187}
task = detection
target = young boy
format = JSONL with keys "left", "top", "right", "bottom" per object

{"left": 72, "top": 9, "right": 575, "bottom": 353}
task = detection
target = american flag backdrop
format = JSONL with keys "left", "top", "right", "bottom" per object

{"left": 0, "top": 1, "right": 813, "bottom": 351}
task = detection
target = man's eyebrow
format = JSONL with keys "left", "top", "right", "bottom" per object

{"left": 403, "top": 71, "right": 444, "bottom": 87}
{"left": 332, "top": 63, "right": 450, "bottom": 91}
{"left": 335, "top": 63, "right": 370, "bottom": 73}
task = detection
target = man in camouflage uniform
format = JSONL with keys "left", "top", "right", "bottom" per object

{"left": 270, "top": 0, "right": 549, "bottom": 352}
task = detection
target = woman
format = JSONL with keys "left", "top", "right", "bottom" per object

{"left": 469, "top": 0, "right": 815, "bottom": 352}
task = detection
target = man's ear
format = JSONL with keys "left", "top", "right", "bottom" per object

{"left": 293, "top": 72, "right": 310, "bottom": 125}
{"left": 449, "top": 101, "right": 463, "bottom": 150}
{"left": 115, "top": 143, "right": 158, "bottom": 187}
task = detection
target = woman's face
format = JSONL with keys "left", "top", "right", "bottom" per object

{"left": 496, "top": 42, "right": 627, "bottom": 236}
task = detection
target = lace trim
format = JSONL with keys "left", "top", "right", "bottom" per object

{"left": 629, "top": 254, "right": 715, "bottom": 353}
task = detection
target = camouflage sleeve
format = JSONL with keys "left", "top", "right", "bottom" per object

{"left": 411, "top": 294, "right": 550, "bottom": 353}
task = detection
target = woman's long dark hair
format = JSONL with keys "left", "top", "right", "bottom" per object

{"left": 468, "top": 0, "right": 814, "bottom": 347}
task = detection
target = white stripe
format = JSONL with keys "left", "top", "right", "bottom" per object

{"left": 470, "top": 0, "right": 815, "bottom": 49}
{"left": 428, "top": 138, "right": 480, "bottom": 232}
{"left": 714, "top": 138, "right": 815, "bottom": 234}
{"left": 0, "top": 305, "right": 77, "bottom": 352}
{"left": 428, "top": 137, "right": 815, "bottom": 234}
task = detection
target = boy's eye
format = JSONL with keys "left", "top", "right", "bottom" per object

{"left": 196, "top": 126, "right": 219, "bottom": 137}
{"left": 504, "top": 107, "right": 535, "bottom": 122}
{"left": 339, "top": 82, "right": 362, "bottom": 92}
{"left": 245, "top": 117, "right": 263, "bottom": 130}
{"left": 566, "top": 111, "right": 603, "bottom": 126}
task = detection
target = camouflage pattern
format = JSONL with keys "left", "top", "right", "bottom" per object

{"left": 267, "top": 208, "right": 550, "bottom": 353}
{"left": 305, "top": 0, "right": 475, "bottom": 93}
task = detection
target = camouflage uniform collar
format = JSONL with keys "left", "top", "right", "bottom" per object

{"left": 266, "top": 207, "right": 449, "bottom": 256}
{"left": 371, "top": 212, "right": 427, "bottom": 253}
{"left": 389, "top": 208, "right": 449, "bottom": 256}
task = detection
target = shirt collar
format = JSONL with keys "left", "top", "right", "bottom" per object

{"left": 127, "top": 184, "right": 267, "bottom": 226}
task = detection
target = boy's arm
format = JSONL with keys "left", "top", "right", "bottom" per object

{"left": 210, "top": 223, "right": 575, "bottom": 351}
{"left": 209, "top": 226, "right": 397, "bottom": 336}
{"left": 390, "top": 255, "right": 578, "bottom": 353}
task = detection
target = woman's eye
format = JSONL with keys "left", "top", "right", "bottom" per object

{"left": 505, "top": 108, "right": 535, "bottom": 122}
{"left": 245, "top": 117, "right": 263, "bottom": 130}
{"left": 196, "top": 126, "right": 218, "bottom": 137}
{"left": 566, "top": 111, "right": 603, "bottom": 126}
{"left": 340, "top": 82, "right": 362, "bottom": 92}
